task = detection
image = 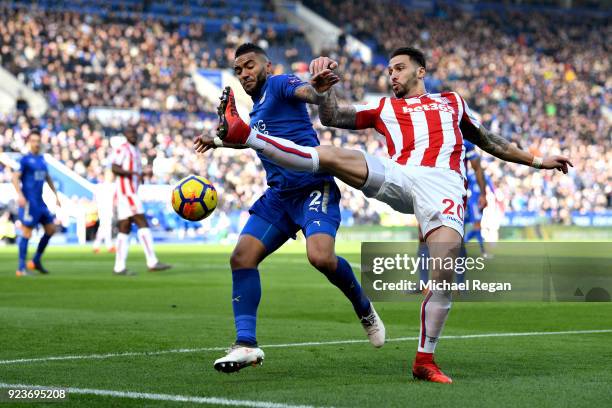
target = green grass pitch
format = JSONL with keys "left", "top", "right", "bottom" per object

{"left": 1, "top": 243, "right": 611, "bottom": 407}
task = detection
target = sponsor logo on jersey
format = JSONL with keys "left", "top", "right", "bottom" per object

{"left": 253, "top": 120, "right": 269, "bottom": 135}
{"left": 402, "top": 102, "right": 455, "bottom": 115}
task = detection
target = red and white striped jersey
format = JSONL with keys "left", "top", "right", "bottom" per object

{"left": 353, "top": 92, "right": 480, "bottom": 178}
{"left": 112, "top": 142, "right": 142, "bottom": 198}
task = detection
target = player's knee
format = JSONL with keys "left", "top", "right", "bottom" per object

{"left": 307, "top": 252, "right": 336, "bottom": 273}
{"left": 230, "top": 248, "right": 259, "bottom": 270}
{"left": 21, "top": 228, "right": 32, "bottom": 239}
{"left": 45, "top": 224, "right": 56, "bottom": 236}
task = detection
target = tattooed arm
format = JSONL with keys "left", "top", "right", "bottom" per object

{"left": 293, "top": 65, "right": 340, "bottom": 105}
{"left": 318, "top": 88, "right": 358, "bottom": 129}
{"left": 291, "top": 73, "right": 358, "bottom": 129}
{"left": 461, "top": 121, "right": 573, "bottom": 173}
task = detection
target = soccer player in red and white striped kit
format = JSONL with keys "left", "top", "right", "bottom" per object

{"left": 196, "top": 47, "right": 572, "bottom": 383}
{"left": 111, "top": 127, "right": 171, "bottom": 275}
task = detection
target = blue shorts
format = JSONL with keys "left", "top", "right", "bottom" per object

{"left": 243, "top": 180, "right": 342, "bottom": 252}
{"left": 19, "top": 202, "right": 54, "bottom": 228}
{"left": 465, "top": 197, "right": 482, "bottom": 224}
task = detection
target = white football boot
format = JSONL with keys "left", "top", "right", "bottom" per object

{"left": 214, "top": 344, "right": 265, "bottom": 373}
{"left": 360, "top": 303, "right": 386, "bottom": 348}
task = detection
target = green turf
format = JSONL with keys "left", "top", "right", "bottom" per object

{"left": 1, "top": 244, "right": 611, "bottom": 407}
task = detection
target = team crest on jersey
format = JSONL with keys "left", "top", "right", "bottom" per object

{"left": 287, "top": 76, "right": 303, "bottom": 86}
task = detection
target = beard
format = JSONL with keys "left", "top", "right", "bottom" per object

{"left": 393, "top": 87, "right": 407, "bottom": 98}
{"left": 245, "top": 70, "right": 268, "bottom": 97}
{"left": 392, "top": 73, "right": 418, "bottom": 98}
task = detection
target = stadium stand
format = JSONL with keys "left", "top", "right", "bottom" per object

{"left": 0, "top": 0, "right": 610, "bottom": 242}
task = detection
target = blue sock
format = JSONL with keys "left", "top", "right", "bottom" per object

{"left": 459, "top": 243, "right": 467, "bottom": 258}
{"left": 456, "top": 243, "right": 467, "bottom": 285}
{"left": 33, "top": 233, "right": 51, "bottom": 264}
{"left": 465, "top": 230, "right": 476, "bottom": 242}
{"left": 232, "top": 268, "right": 261, "bottom": 346}
{"left": 324, "top": 256, "right": 370, "bottom": 317}
{"left": 417, "top": 243, "right": 429, "bottom": 285}
{"left": 18, "top": 236, "right": 28, "bottom": 271}
{"left": 475, "top": 230, "right": 485, "bottom": 253}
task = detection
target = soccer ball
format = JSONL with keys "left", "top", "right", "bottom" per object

{"left": 171, "top": 175, "right": 218, "bottom": 221}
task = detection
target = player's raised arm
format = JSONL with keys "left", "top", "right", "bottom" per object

{"left": 300, "top": 56, "right": 360, "bottom": 129}
{"left": 457, "top": 94, "right": 572, "bottom": 173}
{"left": 461, "top": 122, "right": 573, "bottom": 173}
{"left": 293, "top": 70, "right": 340, "bottom": 105}
{"left": 318, "top": 88, "right": 361, "bottom": 130}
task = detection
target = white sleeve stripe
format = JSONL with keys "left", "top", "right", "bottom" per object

{"left": 353, "top": 100, "right": 381, "bottom": 113}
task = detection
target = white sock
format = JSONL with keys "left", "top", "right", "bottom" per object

{"left": 418, "top": 290, "right": 452, "bottom": 353}
{"left": 94, "top": 220, "right": 113, "bottom": 250}
{"left": 103, "top": 221, "right": 113, "bottom": 249}
{"left": 246, "top": 130, "right": 319, "bottom": 172}
{"left": 93, "top": 232, "right": 101, "bottom": 250}
{"left": 137, "top": 227, "right": 158, "bottom": 267}
{"left": 114, "top": 232, "right": 129, "bottom": 272}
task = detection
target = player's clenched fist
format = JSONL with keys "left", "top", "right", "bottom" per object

{"left": 310, "top": 69, "right": 339, "bottom": 94}
{"left": 309, "top": 57, "right": 338, "bottom": 76}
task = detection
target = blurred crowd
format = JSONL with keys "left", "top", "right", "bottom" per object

{"left": 308, "top": 0, "right": 611, "bottom": 219}
{"left": 0, "top": 2, "right": 610, "bottom": 230}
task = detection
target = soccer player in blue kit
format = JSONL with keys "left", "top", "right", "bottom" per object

{"left": 12, "top": 130, "right": 61, "bottom": 276}
{"left": 463, "top": 140, "right": 494, "bottom": 257}
{"left": 209, "top": 43, "right": 385, "bottom": 373}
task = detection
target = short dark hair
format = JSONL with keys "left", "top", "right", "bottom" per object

{"left": 235, "top": 43, "right": 268, "bottom": 59}
{"left": 390, "top": 47, "right": 426, "bottom": 70}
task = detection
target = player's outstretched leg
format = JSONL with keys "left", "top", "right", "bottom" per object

{"left": 217, "top": 118, "right": 387, "bottom": 202}
{"left": 412, "top": 227, "right": 460, "bottom": 384}
{"left": 216, "top": 86, "right": 251, "bottom": 145}
{"left": 214, "top": 88, "right": 374, "bottom": 190}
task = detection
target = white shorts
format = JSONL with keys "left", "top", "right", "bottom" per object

{"left": 116, "top": 194, "right": 144, "bottom": 221}
{"left": 361, "top": 153, "right": 466, "bottom": 238}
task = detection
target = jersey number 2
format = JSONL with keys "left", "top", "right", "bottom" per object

{"left": 309, "top": 190, "right": 322, "bottom": 207}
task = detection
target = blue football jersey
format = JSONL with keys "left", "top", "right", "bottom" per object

{"left": 249, "top": 74, "right": 333, "bottom": 191}
{"left": 465, "top": 140, "right": 481, "bottom": 198}
{"left": 19, "top": 153, "right": 48, "bottom": 204}
{"left": 464, "top": 141, "right": 494, "bottom": 198}
{"left": 464, "top": 140, "right": 478, "bottom": 165}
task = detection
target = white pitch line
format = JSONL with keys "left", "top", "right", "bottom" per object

{"left": 0, "top": 383, "right": 322, "bottom": 408}
{"left": 1, "top": 329, "right": 610, "bottom": 366}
